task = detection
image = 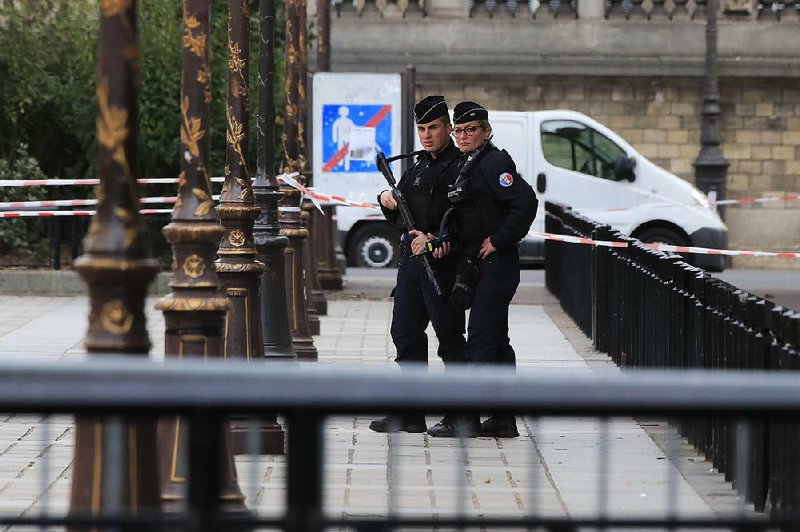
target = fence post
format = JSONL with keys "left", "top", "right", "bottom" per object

{"left": 286, "top": 412, "right": 324, "bottom": 532}
{"left": 591, "top": 225, "right": 610, "bottom": 353}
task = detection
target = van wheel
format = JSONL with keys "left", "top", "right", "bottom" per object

{"left": 635, "top": 227, "right": 687, "bottom": 247}
{"left": 347, "top": 224, "right": 401, "bottom": 268}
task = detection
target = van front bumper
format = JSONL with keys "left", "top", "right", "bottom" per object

{"left": 689, "top": 227, "right": 730, "bottom": 272}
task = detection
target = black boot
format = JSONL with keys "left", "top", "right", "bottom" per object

{"left": 480, "top": 415, "right": 519, "bottom": 438}
{"left": 426, "top": 416, "right": 481, "bottom": 438}
{"left": 369, "top": 415, "right": 427, "bottom": 433}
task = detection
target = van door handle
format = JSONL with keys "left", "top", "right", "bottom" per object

{"left": 536, "top": 173, "right": 546, "bottom": 194}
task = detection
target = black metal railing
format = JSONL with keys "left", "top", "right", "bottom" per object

{"left": 1, "top": 359, "right": 800, "bottom": 530}
{"left": 545, "top": 200, "right": 800, "bottom": 517}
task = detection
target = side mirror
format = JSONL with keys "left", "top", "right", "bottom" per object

{"left": 614, "top": 154, "right": 636, "bottom": 182}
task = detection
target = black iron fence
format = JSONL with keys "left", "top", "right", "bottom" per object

{"left": 544, "top": 200, "right": 800, "bottom": 517}
{"left": 1, "top": 359, "right": 800, "bottom": 530}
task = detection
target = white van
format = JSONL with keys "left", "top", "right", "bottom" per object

{"left": 334, "top": 109, "right": 729, "bottom": 272}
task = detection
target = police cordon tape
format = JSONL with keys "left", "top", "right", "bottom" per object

{"left": 580, "top": 193, "right": 800, "bottom": 213}
{"left": 2, "top": 175, "right": 798, "bottom": 210}
{"left": 0, "top": 209, "right": 172, "bottom": 218}
{"left": 527, "top": 231, "right": 800, "bottom": 259}
{"left": 2, "top": 175, "right": 800, "bottom": 258}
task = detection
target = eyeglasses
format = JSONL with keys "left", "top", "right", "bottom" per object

{"left": 452, "top": 125, "right": 484, "bottom": 137}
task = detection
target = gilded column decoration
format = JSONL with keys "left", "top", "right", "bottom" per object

{"left": 155, "top": 0, "right": 246, "bottom": 512}
{"left": 312, "top": 0, "right": 343, "bottom": 290}
{"left": 282, "top": 0, "right": 317, "bottom": 358}
{"left": 217, "top": 0, "right": 264, "bottom": 352}
{"left": 217, "top": 0, "right": 284, "bottom": 456}
{"left": 313, "top": 0, "right": 345, "bottom": 291}
{"left": 69, "top": 0, "right": 162, "bottom": 523}
{"left": 296, "top": 0, "right": 326, "bottom": 332}
{"left": 254, "top": 0, "right": 296, "bottom": 364}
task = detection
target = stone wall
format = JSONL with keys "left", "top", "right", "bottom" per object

{"left": 417, "top": 75, "right": 800, "bottom": 265}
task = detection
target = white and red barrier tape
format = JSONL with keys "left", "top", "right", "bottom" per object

{"left": 0, "top": 194, "right": 228, "bottom": 210}
{"left": 3, "top": 175, "right": 799, "bottom": 258}
{"left": 528, "top": 231, "right": 800, "bottom": 259}
{"left": 581, "top": 194, "right": 800, "bottom": 213}
{"left": 0, "top": 208, "right": 172, "bottom": 218}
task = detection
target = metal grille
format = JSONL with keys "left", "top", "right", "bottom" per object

{"left": 0, "top": 359, "right": 797, "bottom": 530}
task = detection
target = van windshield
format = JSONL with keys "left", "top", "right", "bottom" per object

{"left": 540, "top": 120, "right": 627, "bottom": 181}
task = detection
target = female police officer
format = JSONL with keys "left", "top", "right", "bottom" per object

{"left": 422, "top": 101, "right": 537, "bottom": 438}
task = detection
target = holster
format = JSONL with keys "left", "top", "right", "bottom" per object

{"left": 450, "top": 257, "right": 480, "bottom": 311}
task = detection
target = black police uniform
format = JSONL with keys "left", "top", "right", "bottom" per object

{"left": 379, "top": 140, "right": 465, "bottom": 368}
{"left": 449, "top": 143, "right": 537, "bottom": 366}
{"left": 426, "top": 100, "right": 537, "bottom": 439}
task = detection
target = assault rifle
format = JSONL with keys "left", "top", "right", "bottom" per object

{"left": 376, "top": 150, "right": 443, "bottom": 297}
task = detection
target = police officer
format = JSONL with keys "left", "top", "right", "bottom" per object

{"left": 425, "top": 101, "right": 537, "bottom": 438}
{"left": 368, "top": 95, "right": 466, "bottom": 434}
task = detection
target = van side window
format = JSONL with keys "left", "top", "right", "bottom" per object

{"left": 540, "top": 120, "right": 627, "bottom": 181}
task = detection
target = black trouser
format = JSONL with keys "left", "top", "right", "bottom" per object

{"left": 463, "top": 247, "right": 520, "bottom": 366}
{"left": 390, "top": 253, "right": 466, "bottom": 367}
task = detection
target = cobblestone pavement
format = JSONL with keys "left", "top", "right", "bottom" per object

{"left": 0, "top": 287, "right": 750, "bottom": 529}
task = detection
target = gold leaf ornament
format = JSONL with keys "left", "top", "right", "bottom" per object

{"left": 100, "top": 300, "right": 134, "bottom": 335}
{"left": 183, "top": 255, "right": 206, "bottom": 279}
{"left": 96, "top": 79, "right": 130, "bottom": 173}
{"left": 114, "top": 207, "right": 140, "bottom": 249}
{"left": 181, "top": 97, "right": 205, "bottom": 159}
{"left": 192, "top": 188, "right": 213, "bottom": 217}
{"left": 228, "top": 42, "right": 246, "bottom": 75}
{"left": 182, "top": 15, "right": 206, "bottom": 57}
{"left": 229, "top": 230, "right": 246, "bottom": 247}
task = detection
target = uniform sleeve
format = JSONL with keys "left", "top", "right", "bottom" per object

{"left": 477, "top": 151, "right": 538, "bottom": 250}
{"left": 379, "top": 167, "right": 411, "bottom": 228}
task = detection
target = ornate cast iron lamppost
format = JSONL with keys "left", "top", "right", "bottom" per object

{"left": 216, "top": 0, "right": 264, "bottom": 367}
{"left": 70, "top": 0, "right": 161, "bottom": 518}
{"left": 297, "top": 0, "right": 324, "bottom": 335}
{"left": 247, "top": 0, "right": 294, "bottom": 455}
{"left": 254, "top": 0, "right": 296, "bottom": 361}
{"left": 217, "top": 0, "right": 285, "bottom": 455}
{"left": 312, "top": 0, "right": 345, "bottom": 291}
{"left": 693, "top": 0, "right": 729, "bottom": 217}
{"left": 155, "top": 0, "right": 245, "bottom": 511}
{"left": 283, "top": 0, "right": 318, "bottom": 359}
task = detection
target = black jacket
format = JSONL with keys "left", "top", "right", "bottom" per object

{"left": 379, "top": 141, "right": 461, "bottom": 235}
{"left": 449, "top": 144, "right": 538, "bottom": 255}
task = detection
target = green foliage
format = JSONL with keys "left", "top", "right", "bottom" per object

{"left": 0, "top": 0, "right": 288, "bottom": 182}
{"left": 0, "top": 2, "right": 98, "bottom": 180}
{"left": 0, "top": 0, "right": 290, "bottom": 263}
{"left": 0, "top": 146, "right": 50, "bottom": 260}
{"left": 139, "top": 0, "right": 287, "bottom": 182}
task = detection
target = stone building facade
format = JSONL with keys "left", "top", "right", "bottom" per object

{"left": 315, "top": 0, "right": 800, "bottom": 264}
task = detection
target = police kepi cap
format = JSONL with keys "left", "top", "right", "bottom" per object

{"left": 453, "top": 101, "right": 488, "bottom": 124}
{"left": 414, "top": 95, "right": 449, "bottom": 124}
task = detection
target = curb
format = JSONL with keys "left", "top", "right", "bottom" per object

{"left": 0, "top": 269, "right": 548, "bottom": 303}
{"left": 0, "top": 270, "right": 173, "bottom": 296}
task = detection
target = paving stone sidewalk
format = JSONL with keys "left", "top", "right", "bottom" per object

{"left": 0, "top": 278, "right": 751, "bottom": 528}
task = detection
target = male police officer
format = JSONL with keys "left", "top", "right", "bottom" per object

{"left": 368, "top": 96, "right": 466, "bottom": 434}
{"left": 425, "top": 101, "right": 537, "bottom": 438}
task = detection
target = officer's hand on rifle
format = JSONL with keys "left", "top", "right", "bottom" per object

{"left": 433, "top": 241, "right": 451, "bottom": 259}
{"left": 410, "top": 230, "right": 451, "bottom": 258}
{"left": 379, "top": 190, "right": 398, "bottom": 210}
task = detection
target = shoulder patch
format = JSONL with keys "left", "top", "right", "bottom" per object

{"left": 498, "top": 172, "right": 514, "bottom": 187}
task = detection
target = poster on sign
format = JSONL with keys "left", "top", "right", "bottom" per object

{"left": 319, "top": 105, "right": 390, "bottom": 173}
